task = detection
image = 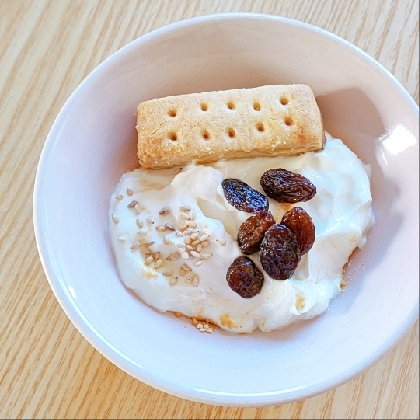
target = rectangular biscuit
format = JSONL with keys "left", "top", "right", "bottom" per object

{"left": 136, "top": 84, "right": 325, "bottom": 169}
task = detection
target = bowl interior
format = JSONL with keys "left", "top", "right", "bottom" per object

{"left": 34, "top": 14, "right": 419, "bottom": 406}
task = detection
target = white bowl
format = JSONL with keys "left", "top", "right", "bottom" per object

{"left": 33, "top": 13, "right": 419, "bottom": 406}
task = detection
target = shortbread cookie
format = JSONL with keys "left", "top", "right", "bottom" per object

{"left": 136, "top": 84, "right": 325, "bottom": 169}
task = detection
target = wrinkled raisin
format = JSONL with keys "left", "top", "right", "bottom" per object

{"left": 226, "top": 256, "right": 264, "bottom": 298}
{"left": 222, "top": 179, "right": 269, "bottom": 213}
{"left": 260, "top": 224, "right": 301, "bottom": 280}
{"left": 260, "top": 169, "right": 316, "bottom": 203}
{"left": 238, "top": 211, "right": 275, "bottom": 254}
{"left": 280, "top": 207, "right": 315, "bottom": 255}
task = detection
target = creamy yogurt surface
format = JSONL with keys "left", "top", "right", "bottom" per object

{"left": 109, "top": 135, "right": 373, "bottom": 333}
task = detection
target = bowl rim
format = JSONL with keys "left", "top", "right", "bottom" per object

{"left": 33, "top": 12, "right": 419, "bottom": 407}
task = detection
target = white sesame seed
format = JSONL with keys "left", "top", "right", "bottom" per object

{"left": 196, "top": 244, "right": 202, "bottom": 252}
{"left": 183, "top": 229, "right": 194, "bottom": 236}
{"left": 201, "top": 240, "right": 210, "bottom": 248}
{"left": 180, "top": 212, "right": 190, "bottom": 220}
{"left": 126, "top": 188, "right": 133, "bottom": 196}
{"left": 169, "top": 277, "right": 178, "bottom": 285}
{"left": 200, "top": 253, "right": 212, "bottom": 260}
{"left": 186, "top": 276, "right": 192, "bottom": 283}
{"left": 191, "top": 240, "right": 200, "bottom": 247}
{"left": 165, "top": 223, "right": 176, "bottom": 231}
{"left": 162, "top": 270, "right": 173, "bottom": 277}
{"left": 112, "top": 214, "right": 119, "bottom": 224}
{"left": 159, "top": 206, "right": 171, "bottom": 215}
{"left": 154, "top": 259, "right": 163, "bottom": 269}
{"left": 194, "top": 260, "right": 203, "bottom": 267}
{"left": 186, "top": 245, "right": 194, "bottom": 251}
{"left": 117, "top": 236, "right": 125, "bottom": 242}
{"left": 127, "top": 200, "right": 138, "bottom": 208}
{"left": 147, "top": 216, "right": 154, "bottom": 224}
{"left": 190, "top": 233, "right": 199, "bottom": 241}
{"left": 131, "top": 241, "right": 141, "bottom": 250}
{"left": 163, "top": 234, "right": 170, "bottom": 245}
{"left": 136, "top": 217, "right": 143, "bottom": 228}
{"left": 166, "top": 252, "right": 180, "bottom": 261}
{"left": 201, "top": 221, "right": 207, "bottom": 229}
{"left": 179, "top": 224, "right": 188, "bottom": 231}
{"left": 140, "top": 245, "right": 150, "bottom": 254}
{"left": 203, "top": 323, "right": 209, "bottom": 329}
{"left": 179, "top": 267, "right": 186, "bottom": 276}
{"left": 182, "top": 263, "right": 192, "bottom": 272}
{"left": 200, "top": 234, "right": 209, "bottom": 242}
{"left": 134, "top": 203, "right": 142, "bottom": 214}
{"left": 183, "top": 237, "right": 191, "bottom": 245}
{"left": 190, "top": 251, "right": 200, "bottom": 258}
{"left": 187, "top": 221, "right": 197, "bottom": 229}
{"left": 153, "top": 252, "right": 160, "bottom": 260}
{"left": 155, "top": 225, "right": 166, "bottom": 232}
{"left": 145, "top": 256, "right": 153, "bottom": 264}
{"left": 116, "top": 194, "right": 124, "bottom": 200}
{"left": 180, "top": 205, "right": 191, "bottom": 212}
{"left": 217, "top": 238, "right": 226, "bottom": 246}
{"left": 176, "top": 243, "right": 185, "bottom": 248}
{"left": 190, "top": 208, "right": 196, "bottom": 220}
{"left": 175, "top": 230, "right": 183, "bottom": 237}
{"left": 192, "top": 275, "right": 199, "bottom": 287}
{"left": 196, "top": 323, "right": 203, "bottom": 329}
{"left": 182, "top": 252, "right": 189, "bottom": 260}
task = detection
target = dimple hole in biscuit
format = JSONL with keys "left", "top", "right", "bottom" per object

{"left": 200, "top": 103, "right": 208, "bottom": 111}
{"left": 253, "top": 102, "right": 261, "bottom": 111}
{"left": 202, "top": 130, "right": 210, "bottom": 140}
{"left": 227, "top": 101, "right": 235, "bottom": 110}
{"left": 168, "top": 109, "right": 177, "bottom": 117}
{"left": 256, "top": 122, "right": 264, "bottom": 132}
{"left": 168, "top": 131, "right": 178, "bottom": 141}
{"left": 227, "top": 127, "right": 236, "bottom": 138}
{"left": 280, "top": 97, "right": 289, "bottom": 106}
{"left": 284, "top": 117, "right": 293, "bottom": 126}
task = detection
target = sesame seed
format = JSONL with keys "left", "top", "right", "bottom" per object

{"left": 179, "top": 267, "right": 186, "bottom": 276}
{"left": 147, "top": 216, "right": 154, "bottom": 224}
{"left": 186, "top": 245, "right": 194, "bottom": 251}
{"left": 145, "top": 256, "right": 153, "bottom": 264}
{"left": 127, "top": 200, "right": 138, "bottom": 208}
{"left": 199, "top": 234, "right": 209, "bottom": 242}
{"left": 131, "top": 241, "right": 141, "bottom": 250}
{"left": 182, "top": 264, "right": 192, "bottom": 272}
{"left": 176, "top": 243, "right": 185, "bottom": 248}
{"left": 203, "top": 323, "right": 209, "bottom": 329}
{"left": 145, "top": 241, "right": 155, "bottom": 246}
{"left": 112, "top": 214, "right": 119, "bottom": 224}
{"left": 196, "top": 323, "right": 203, "bottom": 329}
{"left": 155, "top": 225, "right": 166, "bottom": 232}
{"left": 217, "top": 238, "right": 226, "bottom": 246}
{"left": 191, "top": 240, "right": 200, "bottom": 247}
{"left": 190, "top": 208, "right": 196, "bottom": 220}
{"left": 140, "top": 245, "right": 150, "bottom": 254}
{"left": 194, "top": 260, "right": 203, "bottom": 267}
{"left": 162, "top": 270, "right": 173, "bottom": 277}
{"left": 190, "top": 250, "right": 200, "bottom": 258}
{"left": 153, "top": 252, "right": 161, "bottom": 260}
{"left": 183, "top": 229, "right": 194, "bottom": 236}
{"left": 166, "top": 252, "right": 181, "bottom": 261}
{"left": 159, "top": 206, "right": 171, "bottom": 215}
{"left": 182, "top": 252, "right": 189, "bottom": 260}
{"left": 175, "top": 231, "right": 183, "bottom": 237}
{"left": 134, "top": 204, "right": 142, "bottom": 214}
{"left": 117, "top": 236, "right": 125, "bottom": 242}
{"left": 154, "top": 259, "right": 163, "bottom": 269}
{"left": 190, "top": 233, "right": 199, "bottom": 241}
{"left": 163, "top": 234, "right": 170, "bottom": 245}
{"left": 201, "top": 240, "right": 210, "bottom": 248}
{"left": 200, "top": 253, "right": 212, "bottom": 260}
{"left": 173, "top": 168, "right": 183, "bottom": 175}
{"left": 179, "top": 224, "right": 188, "bottom": 231}
{"left": 169, "top": 277, "right": 178, "bottom": 285}
{"left": 126, "top": 188, "right": 133, "bottom": 196}
{"left": 187, "top": 221, "right": 197, "bottom": 229}
{"left": 165, "top": 223, "right": 176, "bottom": 231}
{"left": 116, "top": 194, "right": 124, "bottom": 200}
{"left": 201, "top": 221, "right": 207, "bottom": 229}
{"left": 192, "top": 318, "right": 198, "bottom": 326}
{"left": 136, "top": 218, "right": 143, "bottom": 228}
{"left": 183, "top": 237, "right": 191, "bottom": 245}
{"left": 192, "top": 275, "right": 199, "bottom": 287}
{"left": 180, "top": 212, "right": 190, "bottom": 220}
{"left": 180, "top": 205, "right": 191, "bottom": 212}
{"left": 196, "top": 244, "right": 202, "bottom": 252}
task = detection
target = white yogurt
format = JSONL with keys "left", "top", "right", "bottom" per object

{"left": 109, "top": 135, "right": 373, "bottom": 333}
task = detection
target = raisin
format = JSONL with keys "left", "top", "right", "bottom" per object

{"left": 260, "top": 224, "right": 301, "bottom": 280}
{"left": 260, "top": 169, "right": 316, "bottom": 203}
{"left": 226, "top": 256, "right": 264, "bottom": 298}
{"left": 280, "top": 207, "right": 315, "bottom": 255}
{"left": 222, "top": 179, "right": 269, "bottom": 213}
{"left": 238, "top": 211, "right": 275, "bottom": 254}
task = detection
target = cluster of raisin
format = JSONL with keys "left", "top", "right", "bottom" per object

{"left": 223, "top": 169, "right": 316, "bottom": 298}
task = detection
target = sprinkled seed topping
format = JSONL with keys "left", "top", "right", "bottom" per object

{"left": 200, "top": 253, "right": 212, "bottom": 260}
{"left": 126, "top": 188, "right": 133, "bottom": 196}
{"left": 186, "top": 245, "right": 194, "bottom": 251}
{"left": 116, "top": 194, "right": 124, "bottom": 200}
{"left": 180, "top": 205, "right": 191, "bottom": 212}
{"left": 131, "top": 241, "right": 141, "bottom": 249}
{"left": 191, "top": 240, "right": 200, "bottom": 247}
{"left": 165, "top": 223, "right": 176, "bottom": 231}
{"left": 147, "top": 216, "right": 154, "bottom": 224}
{"left": 155, "top": 225, "right": 166, "bottom": 232}
{"left": 166, "top": 252, "right": 180, "bottom": 261}
{"left": 180, "top": 212, "right": 190, "bottom": 220}
{"left": 201, "top": 240, "right": 210, "bottom": 248}
{"left": 159, "top": 206, "right": 171, "bottom": 215}
{"left": 140, "top": 245, "right": 150, "bottom": 254}
{"left": 145, "top": 256, "right": 153, "bottom": 264}
{"left": 183, "top": 229, "right": 194, "bottom": 236}
{"left": 136, "top": 218, "right": 143, "bottom": 228}
{"left": 163, "top": 234, "right": 170, "bottom": 245}
{"left": 196, "top": 244, "right": 202, "bottom": 252}
{"left": 192, "top": 318, "right": 199, "bottom": 326}
{"left": 169, "top": 277, "right": 178, "bottom": 285}
{"left": 190, "top": 208, "right": 196, "bottom": 220}
{"left": 127, "top": 200, "right": 138, "bottom": 208}
{"left": 179, "top": 266, "right": 187, "bottom": 276}
{"left": 112, "top": 214, "right": 119, "bottom": 224}
{"left": 201, "top": 221, "right": 207, "bottom": 229}
{"left": 187, "top": 221, "right": 197, "bottom": 229}
{"left": 216, "top": 238, "right": 226, "bottom": 246}
{"left": 175, "top": 231, "right": 183, "bottom": 237}
{"left": 190, "top": 233, "right": 199, "bottom": 241}
{"left": 154, "top": 259, "right": 163, "bottom": 269}
{"left": 192, "top": 275, "right": 199, "bottom": 287}
{"left": 145, "top": 241, "right": 155, "bottom": 247}
{"left": 134, "top": 203, "right": 142, "bottom": 214}
{"left": 118, "top": 236, "right": 125, "bottom": 242}
{"left": 194, "top": 260, "right": 203, "bottom": 267}
{"left": 183, "top": 237, "right": 191, "bottom": 245}
{"left": 153, "top": 252, "right": 160, "bottom": 260}
{"left": 162, "top": 270, "right": 173, "bottom": 277}
{"left": 176, "top": 243, "right": 185, "bottom": 248}
{"left": 182, "top": 252, "right": 189, "bottom": 260}
{"left": 182, "top": 263, "right": 192, "bottom": 272}
{"left": 190, "top": 250, "right": 200, "bottom": 258}
{"left": 200, "top": 234, "right": 209, "bottom": 242}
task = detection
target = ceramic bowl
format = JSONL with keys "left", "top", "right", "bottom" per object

{"left": 33, "top": 13, "right": 419, "bottom": 406}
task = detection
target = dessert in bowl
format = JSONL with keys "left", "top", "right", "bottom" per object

{"left": 34, "top": 13, "right": 419, "bottom": 406}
